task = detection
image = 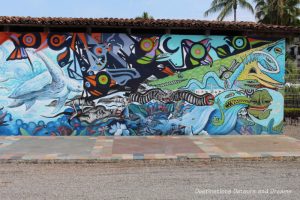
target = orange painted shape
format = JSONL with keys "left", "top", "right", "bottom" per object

{"left": 58, "top": 49, "right": 68, "bottom": 60}
{"left": 8, "top": 48, "right": 18, "bottom": 60}
{"left": 161, "top": 66, "right": 175, "bottom": 76}
{"left": 85, "top": 75, "right": 97, "bottom": 86}
{"left": 0, "top": 33, "right": 10, "bottom": 45}
{"left": 16, "top": 49, "right": 22, "bottom": 59}
{"left": 110, "top": 79, "right": 116, "bottom": 87}
{"left": 90, "top": 90, "right": 102, "bottom": 96}
{"left": 91, "top": 33, "right": 102, "bottom": 43}
{"left": 78, "top": 33, "right": 88, "bottom": 48}
{"left": 70, "top": 33, "right": 77, "bottom": 51}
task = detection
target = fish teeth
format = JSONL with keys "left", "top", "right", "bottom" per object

{"left": 150, "top": 79, "right": 187, "bottom": 88}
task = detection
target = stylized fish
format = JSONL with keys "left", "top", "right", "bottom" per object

{"left": 236, "top": 51, "right": 283, "bottom": 90}
{"left": 215, "top": 36, "right": 271, "bottom": 58}
{"left": 8, "top": 51, "right": 83, "bottom": 113}
{"left": 181, "top": 39, "right": 213, "bottom": 67}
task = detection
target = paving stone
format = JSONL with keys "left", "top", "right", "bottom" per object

{"left": 0, "top": 135, "right": 299, "bottom": 163}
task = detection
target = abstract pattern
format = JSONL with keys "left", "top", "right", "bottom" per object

{"left": 0, "top": 32, "right": 285, "bottom": 136}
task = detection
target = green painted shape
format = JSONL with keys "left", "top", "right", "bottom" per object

{"left": 137, "top": 56, "right": 153, "bottom": 64}
{"left": 248, "top": 89, "right": 273, "bottom": 120}
{"left": 212, "top": 99, "right": 225, "bottom": 126}
{"left": 224, "top": 97, "right": 250, "bottom": 109}
{"left": 20, "top": 128, "right": 30, "bottom": 136}
{"left": 147, "top": 42, "right": 276, "bottom": 90}
{"left": 128, "top": 104, "right": 148, "bottom": 117}
{"left": 79, "top": 129, "right": 87, "bottom": 136}
{"left": 71, "top": 130, "right": 77, "bottom": 136}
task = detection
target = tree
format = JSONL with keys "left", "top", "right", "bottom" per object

{"left": 254, "top": 0, "right": 300, "bottom": 26}
{"left": 136, "top": 12, "right": 154, "bottom": 20}
{"left": 204, "top": 0, "right": 254, "bottom": 21}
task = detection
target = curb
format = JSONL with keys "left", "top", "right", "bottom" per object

{"left": 1, "top": 156, "right": 300, "bottom": 164}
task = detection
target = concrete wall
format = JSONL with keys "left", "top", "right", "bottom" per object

{"left": 0, "top": 32, "right": 285, "bottom": 136}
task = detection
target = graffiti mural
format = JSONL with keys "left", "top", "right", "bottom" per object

{"left": 0, "top": 32, "right": 285, "bottom": 136}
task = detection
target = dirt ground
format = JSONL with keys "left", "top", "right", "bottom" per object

{"left": 284, "top": 125, "right": 300, "bottom": 139}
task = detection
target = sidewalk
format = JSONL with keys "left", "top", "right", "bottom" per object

{"left": 1, "top": 135, "right": 300, "bottom": 163}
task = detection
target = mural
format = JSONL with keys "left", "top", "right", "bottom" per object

{"left": 0, "top": 32, "right": 285, "bottom": 136}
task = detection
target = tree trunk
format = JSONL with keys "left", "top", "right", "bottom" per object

{"left": 234, "top": 9, "right": 237, "bottom": 22}
{"left": 233, "top": 1, "right": 237, "bottom": 22}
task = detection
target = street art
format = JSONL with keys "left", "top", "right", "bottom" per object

{"left": 0, "top": 32, "right": 285, "bottom": 136}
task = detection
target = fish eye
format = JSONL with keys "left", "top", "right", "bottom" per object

{"left": 249, "top": 67, "right": 257, "bottom": 74}
{"left": 140, "top": 38, "right": 154, "bottom": 52}
{"left": 85, "top": 82, "right": 91, "bottom": 88}
{"left": 224, "top": 73, "right": 230, "bottom": 79}
{"left": 274, "top": 47, "right": 282, "bottom": 54}
{"left": 190, "top": 44, "right": 206, "bottom": 60}
{"left": 88, "top": 71, "right": 94, "bottom": 76}
{"left": 177, "top": 73, "right": 183, "bottom": 79}
{"left": 94, "top": 47, "right": 103, "bottom": 56}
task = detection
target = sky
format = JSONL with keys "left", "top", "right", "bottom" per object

{"left": 0, "top": 0, "right": 256, "bottom": 22}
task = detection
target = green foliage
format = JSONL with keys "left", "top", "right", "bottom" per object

{"left": 254, "top": 0, "right": 300, "bottom": 26}
{"left": 285, "top": 55, "right": 300, "bottom": 84}
{"left": 284, "top": 108, "right": 300, "bottom": 117}
{"left": 285, "top": 39, "right": 300, "bottom": 111}
{"left": 204, "top": 0, "right": 254, "bottom": 21}
{"left": 136, "top": 12, "right": 154, "bottom": 20}
{"left": 205, "top": 0, "right": 299, "bottom": 25}
{"left": 285, "top": 86, "right": 300, "bottom": 94}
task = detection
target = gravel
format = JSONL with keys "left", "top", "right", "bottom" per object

{"left": 0, "top": 160, "right": 299, "bottom": 200}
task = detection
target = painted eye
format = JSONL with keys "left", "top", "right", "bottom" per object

{"left": 85, "top": 82, "right": 91, "bottom": 88}
{"left": 249, "top": 68, "right": 257, "bottom": 74}
{"left": 232, "top": 36, "right": 247, "bottom": 50}
{"left": 190, "top": 44, "right": 206, "bottom": 59}
{"left": 23, "top": 33, "right": 35, "bottom": 47}
{"left": 205, "top": 94, "right": 214, "bottom": 105}
{"left": 274, "top": 47, "right": 282, "bottom": 54}
{"left": 88, "top": 71, "right": 94, "bottom": 76}
{"left": 20, "top": 33, "right": 41, "bottom": 48}
{"left": 98, "top": 74, "right": 109, "bottom": 85}
{"left": 48, "top": 34, "right": 66, "bottom": 50}
{"left": 140, "top": 38, "right": 154, "bottom": 52}
{"left": 93, "top": 47, "right": 103, "bottom": 56}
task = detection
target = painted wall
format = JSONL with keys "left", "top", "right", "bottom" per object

{"left": 0, "top": 32, "right": 285, "bottom": 136}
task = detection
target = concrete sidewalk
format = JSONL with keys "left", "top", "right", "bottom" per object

{"left": 0, "top": 135, "right": 300, "bottom": 163}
